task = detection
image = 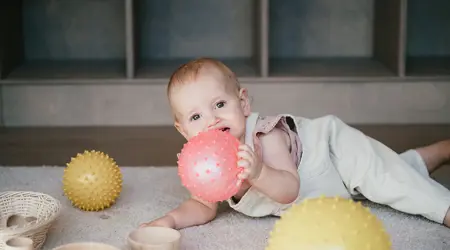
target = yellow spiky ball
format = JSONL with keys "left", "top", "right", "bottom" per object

{"left": 63, "top": 150, "right": 123, "bottom": 211}
{"left": 266, "top": 196, "right": 392, "bottom": 250}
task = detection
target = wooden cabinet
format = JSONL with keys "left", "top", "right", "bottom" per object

{"left": 0, "top": 0, "right": 449, "bottom": 84}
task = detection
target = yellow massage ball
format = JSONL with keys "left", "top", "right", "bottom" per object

{"left": 266, "top": 196, "right": 392, "bottom": 250}
{"left": 63, "top": 150, "right": 123, "bottom": 211}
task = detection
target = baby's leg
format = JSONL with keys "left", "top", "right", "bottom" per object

{"left": 445, "top": 211, "right": 450, "bottom": 227}
{"left": 445, "top": 210, "right": 450, "bottom": 227}
{"left": 414, "top": 140, "right": 450, "bottom": 227}
{"left": 319, "top": 115, "right": 450, "bottom": 226}
{"left": 399, "top": 148, "right": 450, "bottom": 227}
{"left": 414, "top": 140, "right": 450, "bottom": 174}
{"left": 398, "top": 149, "right": 430, "bottom": 177}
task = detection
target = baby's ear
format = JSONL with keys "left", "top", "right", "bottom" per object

{"left": 174, "top": 121, "right": 188, "bottom": 139}
{"left": 239, "top": 88, "right": 251, "bottom": 116}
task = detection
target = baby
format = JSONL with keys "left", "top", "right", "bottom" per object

{"left": 140, "top": 57, "right": 450, "bottom": 229}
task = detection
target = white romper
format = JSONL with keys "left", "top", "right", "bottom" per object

{"left": 226, "top": 112, "right": 450, "bottom": 224}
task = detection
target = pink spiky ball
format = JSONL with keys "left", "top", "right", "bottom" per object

{"left": 177, "top": 129, "right": 242, "bottom": 202}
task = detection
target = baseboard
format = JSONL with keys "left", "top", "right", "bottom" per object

{"left": 1, "top": 124, "right": 449, "bottom": 166}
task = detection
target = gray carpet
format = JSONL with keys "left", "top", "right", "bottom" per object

{"left": 0, "top": 166, "right": 449, "bottom": 250}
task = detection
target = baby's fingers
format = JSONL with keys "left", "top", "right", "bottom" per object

{"left": 237, "top": 158, "right": 250, "bottom": 169}
{"left": 138, "top": 223, "right": 149, "bottom": 228}
{"left": 238, "top": 144, "right": 254, "bottom": 154}
{"left": 237, "top": 171, "right": 249, "bottom": 180}
{"left": 237, "top": 149, "right": 253, "bottom": 162}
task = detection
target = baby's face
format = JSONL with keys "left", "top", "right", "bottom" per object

{"left": 170, "top": 74, "right": 250, "bottom": 142}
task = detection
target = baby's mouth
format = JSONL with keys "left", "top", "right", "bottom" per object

{"left": 219, "top": 127, "right": 230, "bottom": 133}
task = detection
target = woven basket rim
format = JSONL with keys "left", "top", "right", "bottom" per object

{"left": 0, "top": 191, "right": 62, "bottom": 235}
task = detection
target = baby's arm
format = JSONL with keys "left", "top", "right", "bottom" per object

{"left": 140, "top": 196, "right": 217, "bottom": 230}
{"left": 250, "top": 128, "right": 300, "bottom": 204}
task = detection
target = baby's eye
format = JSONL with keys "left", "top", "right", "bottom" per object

{"left": 190, "top": 114, "right": 200, "bottom": 121}
{"left": 216, "top": 101, "right": 226, "bottom": 108}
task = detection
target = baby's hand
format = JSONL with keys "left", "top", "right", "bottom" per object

{"left": 139, "top": 215, "right": 175, "bottom": 229}
{"left": 237, "top": 142, "right": 263, "bottom": 182}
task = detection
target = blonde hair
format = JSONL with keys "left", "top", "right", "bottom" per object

{"left": 167, "top": 57, "right": 241, "bottom": 99}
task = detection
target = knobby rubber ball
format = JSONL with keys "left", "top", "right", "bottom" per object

{"left": 177, "top": 130, "right": 242, "bottom": 202}
{"left": 63, "top": 150, "right": 123, "bottom": 211}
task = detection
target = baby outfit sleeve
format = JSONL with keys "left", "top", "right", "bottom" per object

{"left": 226, "top": 113, "right": 303, "bottom": 217}
{"left": 254, "top": 115, "right": 302, "bottom": 165}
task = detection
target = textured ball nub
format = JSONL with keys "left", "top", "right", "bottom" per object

{"left": 177, "top": 130, "right": 241, "bottom": 202}
{"left": 63, "top": 150, "right": 123, "bottom": 211}
{"left": 266, "top": 196, "right": 392, "bottom": 250}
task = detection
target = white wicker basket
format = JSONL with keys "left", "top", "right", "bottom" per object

{"left": 0, "top": 191, "right": 62, "bottom": 250}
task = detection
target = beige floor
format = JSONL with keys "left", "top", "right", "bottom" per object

{"left": 0, "top": 166, "right": 450, "bottom": 250}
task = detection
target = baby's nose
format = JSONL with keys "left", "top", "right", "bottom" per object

{"left": 207, "top": 118, "right": 220, "bottom": 128}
